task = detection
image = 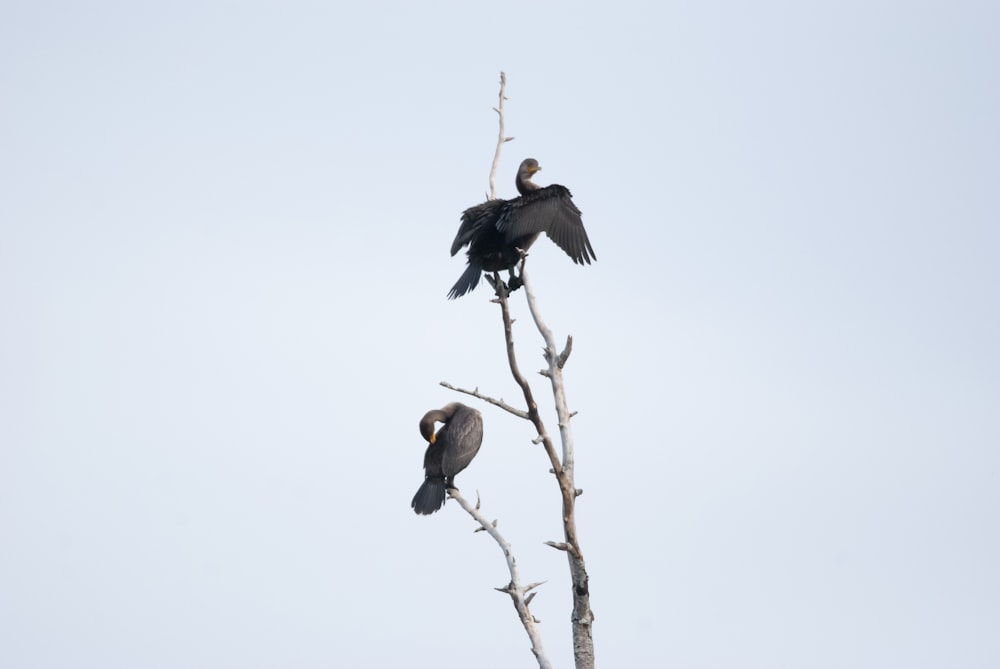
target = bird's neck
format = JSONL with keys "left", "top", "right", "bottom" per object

{"left": 516, "top": 179, "right": 540, "bottom": 196}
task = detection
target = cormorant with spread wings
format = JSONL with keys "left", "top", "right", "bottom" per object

{"left": 448, "top": 158, "right": 596, "bottom": 299}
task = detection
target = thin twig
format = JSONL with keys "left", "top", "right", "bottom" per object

{"left": 558, "top": 335, "right": 573, "bottom": 369}
{"left": 489, "top": 72, "right": 513, "bottom": 200}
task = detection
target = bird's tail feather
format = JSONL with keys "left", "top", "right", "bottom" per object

{"left": 411, "top": 477, "right": 447, "bottom": 515}
{"left": 447, "top": 262, "right": 482, "bottom": 299}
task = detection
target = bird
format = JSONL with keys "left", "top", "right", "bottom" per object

{"left": 448, "top": 158, "right": 596, "bottom": 299}
{"left": 411, "top": 402, "right": 484, "bottom": 515}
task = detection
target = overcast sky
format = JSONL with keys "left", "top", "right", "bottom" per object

{"left": 1, "top": 1, "right": 997, "bottom": 668}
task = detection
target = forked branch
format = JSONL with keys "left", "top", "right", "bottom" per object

{"left": 500, "top": 270, "right": 595, "bottom": 669}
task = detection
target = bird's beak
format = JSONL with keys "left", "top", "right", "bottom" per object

{"left": 531, "top": 166, "right": 542, "bottom": 174}
{"left": 429, "top": 433, "right": 436, "bottom": 444}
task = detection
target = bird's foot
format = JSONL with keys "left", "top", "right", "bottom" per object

{"left": 487, "top": 273, "right": 510, "bottom": 298}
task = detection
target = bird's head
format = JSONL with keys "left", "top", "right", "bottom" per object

{"left": 521, "top": 158, "right": 541, "bottom": 175}
{"left": 419, "top": 421, "right": 437, "bottom": 444}
{"left": 516, "top": 158, "right": 542, "bottom": 195}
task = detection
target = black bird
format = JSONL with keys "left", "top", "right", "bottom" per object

{"left": 411, "top": 402, "right": 484, "bottom": 515}
{"left": 448, "top": 158, "right": 596, "bottom": 299}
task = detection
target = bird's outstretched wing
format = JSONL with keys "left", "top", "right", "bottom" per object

{"left": 497, "top": 185, "right": 596, "bottom": 265}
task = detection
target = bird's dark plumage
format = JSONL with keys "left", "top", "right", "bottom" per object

{"left": 448, "top": 158, "right": 596, "bottom": 299}
{"left": 411, "top": 402, "right": 484, "bottom": 515}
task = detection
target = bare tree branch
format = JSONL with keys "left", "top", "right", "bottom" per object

{"left": 448, "top": 489, "right": 552, "bottom": 669}
{"left": 489, "top": 71, "right": 513, "bottom": 200}
{"left": 520, "top": 272, "right": 574, "bottom": 476}
{"left": 438, "top": 381, "right": 530, "bottom": 419}
{"left": 489, "top": 267, "right": 596, "bottom": 667}
{"left": 494, "top": 283, "right": 564, "bottom": 476}
{"left": 520, "top": 269, "right": 595, "bottom": 667}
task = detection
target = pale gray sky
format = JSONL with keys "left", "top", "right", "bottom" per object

{"left": 1, "top": 1, "right": 997, "bottom": 667}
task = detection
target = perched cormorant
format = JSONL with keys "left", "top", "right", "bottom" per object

{"left": 411, "top": 402, "right": 484, "bottom": 515}
{"left": 448, "top": 158, "right": 596, "bottom": 299}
